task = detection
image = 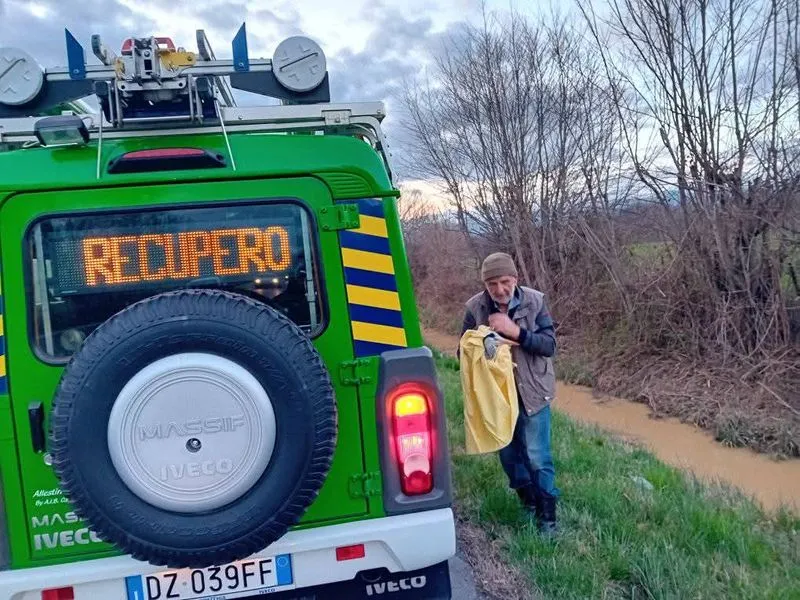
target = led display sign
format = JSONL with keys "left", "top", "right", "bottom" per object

{"left": 38, "top": 204, "right": 304, "bottom": 296}
{"left": 79, "top": 226, "right": 292, "bottom": 287}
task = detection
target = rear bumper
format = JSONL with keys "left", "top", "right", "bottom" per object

{"left": 0, "top": 508, "right": 456, "bottom": 600}
{"left": 246, "top": 560, "right": 453, "bottom": 600}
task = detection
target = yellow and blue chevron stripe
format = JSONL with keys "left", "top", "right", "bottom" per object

{"left": 339, "top": 198, "right": 408, "bottom": 357}
{"left": 0, "top": 283, "right": 6, "bottom": 395}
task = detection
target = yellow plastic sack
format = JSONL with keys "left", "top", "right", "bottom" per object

{"left": 458, "top": 325, "right": 519, "bottom": 455}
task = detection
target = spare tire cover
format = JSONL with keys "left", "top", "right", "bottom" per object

{"left": 49, "top": 289, "right": 337, "bottom": 568}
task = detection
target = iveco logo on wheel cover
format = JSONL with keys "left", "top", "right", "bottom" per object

{"left": 108, "top": 353, "right": 278, "bottom": 514}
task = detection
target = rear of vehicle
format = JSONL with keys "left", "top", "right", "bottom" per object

{"left": 0, "top": 30, "right": 456, "bottom": 597}
{"left": 0, "top": 129, "right": 455, "bottom": 599}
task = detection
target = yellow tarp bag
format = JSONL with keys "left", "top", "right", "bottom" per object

{"left": 459, "top": 325, "right": 519, "bottom": 455}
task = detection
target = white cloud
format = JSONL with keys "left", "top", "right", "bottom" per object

{"left": 25, "top": 1, "right": 51, "bottom": 19}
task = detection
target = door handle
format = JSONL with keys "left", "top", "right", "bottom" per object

{"left": 28, "top": 401, "right": 45, "bottom": 453}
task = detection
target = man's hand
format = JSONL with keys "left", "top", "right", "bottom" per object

{"left": 488, "top": 312, "right": 520, "bottom": 340}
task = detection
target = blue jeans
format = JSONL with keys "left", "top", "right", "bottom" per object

{"left": 498, "top": 402, "right": 559, "bottom": 498}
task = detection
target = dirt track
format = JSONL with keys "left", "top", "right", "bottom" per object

{"left": 424, "top": 328, "right": 800, "bottom": 514}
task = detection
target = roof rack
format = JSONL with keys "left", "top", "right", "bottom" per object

{"left": 0, "top": 23, "right": 395, "bottom": 181}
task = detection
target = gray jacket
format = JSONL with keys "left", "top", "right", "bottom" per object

{"left": 461, "top": 286, "right": 557, "bottom": 415}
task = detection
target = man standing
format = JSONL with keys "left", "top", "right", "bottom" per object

{"left": 460, "top": 252, "right": 559, "bottom": 536}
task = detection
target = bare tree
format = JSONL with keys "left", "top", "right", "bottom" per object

{"left": 399, "top": 9, "right": 632, "bottom": 324}
{"left": 396, "top": 1, "right": 799, "bottom": 453}
{"left": 576, "top": 0, "right": 800, "bottom": 363}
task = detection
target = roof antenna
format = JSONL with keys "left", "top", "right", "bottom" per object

{"left": 95, "top": 112, "right": 103, "bottom": 179}
{"left": 214, "top": 96, "right": 236, "bottom": 171}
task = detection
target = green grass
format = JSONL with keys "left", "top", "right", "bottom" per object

{"left": 435, "top": 352, "right": 800, "bottom": 599}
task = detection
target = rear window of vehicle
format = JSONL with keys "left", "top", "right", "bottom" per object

{"left": 26, "top": 201, "right": 323, "bottom": 361}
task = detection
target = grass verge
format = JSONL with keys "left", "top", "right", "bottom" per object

{"left": 434, "top": 351, "right": 800, "bottom": 599}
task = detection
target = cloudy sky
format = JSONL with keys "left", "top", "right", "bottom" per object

{"left": 0, "top": 0, "right": 549, "bottom": 188}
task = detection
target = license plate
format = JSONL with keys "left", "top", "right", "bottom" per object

{"left": 125, "top": 554, "right": 294, "bottom": 600}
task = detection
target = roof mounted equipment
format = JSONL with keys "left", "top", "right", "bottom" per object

{"left": 0, "top": 23, "right": 330, "bottom": 125}
{"left": 0, "top": 23, "right": 395, "bottom": 181}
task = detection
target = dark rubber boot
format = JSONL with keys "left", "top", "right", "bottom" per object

{"left": 537, "top": 495, "right": 558, "bottom": 538}
{"left": 515, "top": 485, "right": 537, "bottom": 521}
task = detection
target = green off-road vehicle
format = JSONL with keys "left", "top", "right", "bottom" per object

{"left": 0, "top": 24, "right": 454, "bottom": 600}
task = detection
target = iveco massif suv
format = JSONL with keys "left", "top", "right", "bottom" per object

{"left": 0, "top": 23, "right": 455, "bottom": 600}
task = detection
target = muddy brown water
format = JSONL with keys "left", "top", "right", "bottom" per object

{"left": 424, "top": 328, "right": 800, "bottom": 514}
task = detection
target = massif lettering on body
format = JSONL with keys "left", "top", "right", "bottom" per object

{"left": 30, "top": 509, "right": 104, "bottom": 550}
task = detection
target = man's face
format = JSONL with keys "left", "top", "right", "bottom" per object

{"left": 484, "top": 275, "right": 517, "bottom": 305}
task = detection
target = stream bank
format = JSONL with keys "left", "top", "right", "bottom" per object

{"left": 423, "top": 328, "right": 800, "bottom": 514}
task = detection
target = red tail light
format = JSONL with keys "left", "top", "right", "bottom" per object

{"left": 336, "top": 543, "right": 366, "bottom": 561}
{"left": 107, "top": 147, "right": 226, "bottom": 174}
{"left": 41, "top": 587, "right": 74, "bottom": 600}
{"left": 389, "top": 383, "right": 434, "bottom": 495}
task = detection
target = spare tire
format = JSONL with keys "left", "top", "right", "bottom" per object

{"left": 49, "top": 289, "right": 337, "bottom": 568}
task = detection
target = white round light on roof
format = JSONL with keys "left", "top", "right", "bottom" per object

{"left": 0, "top": 47, "right": 45, "bottom": 106}
{"left": 272, "top": 36, "right": 327, "bottom": 93}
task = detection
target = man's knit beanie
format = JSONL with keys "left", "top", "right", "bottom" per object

{"left": 481, "top": 252, "right": 518, "bottom": 281}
